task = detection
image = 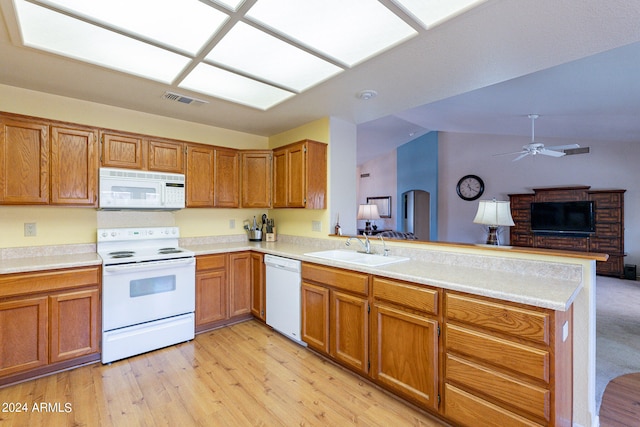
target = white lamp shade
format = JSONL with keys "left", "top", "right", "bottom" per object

{"left": 473, "top": 200, "right": 515, "bottom": 226}
{"left": 357, "top": 204, "right": 380, "bottom": 220}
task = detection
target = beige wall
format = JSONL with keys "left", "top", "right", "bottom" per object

{"left": 0, "top": 84, "right": 275, "bottom": 247}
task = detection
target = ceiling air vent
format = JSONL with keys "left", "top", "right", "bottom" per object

{"left": 564, "top": 146, "right": 590, "bottom": 156}
{"left": 162, "top": 91, "right": 209, "bottom": 106}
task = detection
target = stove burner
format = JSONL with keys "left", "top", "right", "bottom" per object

{"left": 109, "top": 251, "right": 135, "bottom": 257}
{"left": 158, "top": 248, "right": 183, "bottom": 254}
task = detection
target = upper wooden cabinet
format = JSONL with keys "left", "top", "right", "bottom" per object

{"left": 100, "top": 131, "right": 144, "bottom": 169}
{"left": 100, "top": 131, "right": 185, "bottom": 173}
{"left": 273, "top": 139, "right": 326, "bottom": 209}
{"left": 186, "top": 144, "right": 215, "bottom": 207}
{"left": 214, "top": 148, "right": 239, "bottom": 208}
{"left": 51, "top": 125, "right": 99, "bottom": 206}
{"left": 241, "top": 150, "right": 272, "bottom": 208}
{"left": 148, "top": 138, "right": 184, "bottom": 173}
{"left": 0, "top": 116, "right": 49, "bottom": 204}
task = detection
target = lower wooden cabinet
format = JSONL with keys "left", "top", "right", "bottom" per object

{"left": 443, "top": 291, "right": 572, "bottom": 427}
{"left": 301, "top": 263, "right": 369, "bottom": 374}
{"left": 0, "top": 266, "right": 101, "bottom": 382}
{"left": 371, "top": 277, "right": 440, "bottom": 410}
{"left": 250, "top": 252, "right": 266, "bottom": 321}
{"left": 196, "top": 252, "right": 252, "bottom": 332}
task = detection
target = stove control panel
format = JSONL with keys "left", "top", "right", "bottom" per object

{"left": 98, "top": 227, "right": 179, "bottom": 242}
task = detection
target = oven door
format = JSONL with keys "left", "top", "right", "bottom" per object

{"left": 102, "top": 257, "right": 195, "bottom": 331}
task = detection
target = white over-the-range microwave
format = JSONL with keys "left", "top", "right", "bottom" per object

{"left": 99, "top": 167, "right": 186, "bottom": 210}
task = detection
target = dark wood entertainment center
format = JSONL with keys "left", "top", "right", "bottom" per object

{"left": 509, "top": 186, "right": 625, "bottom": 277}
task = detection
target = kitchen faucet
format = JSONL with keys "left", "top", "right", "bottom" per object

{"left": 378, "top": 235, "right": 390, "bottom": 256}
{"left": 345, "top": 234, "right": 371, "bottom": 254}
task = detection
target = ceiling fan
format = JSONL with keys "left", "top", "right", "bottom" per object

{"left": 497, "top": 114, "right": 580, "bottom": 161}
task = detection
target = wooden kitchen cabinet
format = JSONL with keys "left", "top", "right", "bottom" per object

{"left": 0, "top": 266, "right": 101, "bottom": 384}
{"left": 0, "top": 115, "right": 49, "bottom": 204}
{"left": 50, "top": 125, "right": 99, "bottom": 206}
{"left": 186, "top": 144, "right": 215, "bottom": 207}
{"left": 250, "top": 252, "right": 266, "bottom": 321}
{"left": 49, "top": 288, "right": 100, "bottom": 363}
{"left": 214, "top": 148, "right": 240, "bottom": 208}
{"left": 148, "top": 138, "right": 184, "bottom": 173}
{"left": 272, "top": 140, "right": 326, "bottom": 209}
{"left": 443, "top": 291, "right": 572, "bottom": 427}
{"left": 0, "top": 296, "right": 48, "bottom": 376}
{"left": 196, "top": 252, "right": 252, "bottom": 333}
{"left": 100, "top": 130, "right": 145, "bottom": 169}
{"left": 241, "top": 150, "right": 272, "bottom": 208}
{"left": 228, "top": 252, "right": 251, "bottom": 317}
{"left": 371, "top": 277, "right": 440, "bottom": 410}
{"left": 195, "top": 254, "right": 227, "bottom": 330}
{"left": 301, "top": 263, "right": 369, "bottom": 374}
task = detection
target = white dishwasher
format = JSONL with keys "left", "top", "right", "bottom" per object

{"left": 264, "top": 254, "right": 306, "bottom": 346}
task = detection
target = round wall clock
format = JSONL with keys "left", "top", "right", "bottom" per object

{"left": 456, "top": 175, "right": 485, "bottom": 201}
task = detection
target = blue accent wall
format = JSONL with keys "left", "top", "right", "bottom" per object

{"left": 396, "top": 132, "right": 438, "bottom": 240}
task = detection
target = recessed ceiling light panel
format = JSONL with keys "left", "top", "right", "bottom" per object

{"left": 32, "top": 0, "right": 229, "bottom": 55}
{"left": 15, "top": 1, "right": 190, "bottom": 83}
{"left": 205, "top": 22, "right": 343, "bottom": 92}
{"left": 390, "top": 0, "right": 487, "bottom": 29}
{"left": 246, "top": 0, "right": 418, "bottom": 67}
{"left": 179, "top": 63, "right": 295, "bottom": 110}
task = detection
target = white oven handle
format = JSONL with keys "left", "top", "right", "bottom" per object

{"left": 104, "top": 257, "right": 195, "bottom": 274}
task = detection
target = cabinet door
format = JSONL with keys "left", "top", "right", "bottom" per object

{"left": 229, "top": 252, "right": 251, "bottom": 318}
{"left": 272, "top": 148, "right": 288, "bottom": 208}
{"left": 301, "top": 282, "right": 329, "bottom": 353}
{"left": 49, "top": 288, "right": 100, "bottom": 363}
{"left": 250, "top": 252, "right": 266, "bottom": 321}
{"left": 148, "top": 139, "right": 184, "bottom": 173}
{"left": 241, "top": 151, "right": 272, "bottom": 208}
{"left": 50, "top": 126, "right": 98, "bottom": 206}
{"left": 0, "top": 297, "right": 48, "bottom": 376}
{"left": 101, "top": 131, "right": 144, "bottom": 169}
{"left": 0, "top": 117, "right": 49, "bottom": 204}
{"left": 186, "top": 144, "right": 214, "bottom": 207}
{"left": 331, "top": 290, "right": 368, "bottom": 374}
{"left": 287, "top": 142, "right": 306, "bottom": 207}
{"left": 371, "top": 303, "right": 439, "bottom": 409}
{"left": 214, "top": 148, "right": 239, "bottom": 207}
{"left": 195, "top": 269, "right": 227, "bottom": 326}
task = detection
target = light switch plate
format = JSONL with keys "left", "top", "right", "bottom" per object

{"left": 229, "top": 219, "right": 236, "bottom": 229}
{"left": 24, "top": 222, "right": 37, "bottom": 237}
{"left": 312, "top": 221, "right": 322, "bottom": 232}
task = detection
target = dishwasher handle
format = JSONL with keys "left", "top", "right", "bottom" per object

{"left": 264, "top": 254, "right": 301, "bottom": 273}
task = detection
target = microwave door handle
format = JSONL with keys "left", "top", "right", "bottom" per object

{"left": 161, "top": 183, "right": 166, "bottom": 206}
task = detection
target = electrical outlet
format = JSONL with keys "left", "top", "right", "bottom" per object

{"left": 229, "top": 219, "right": 236, "bottom": 229}
{"left": 312, "top": 221, "right": 322, "bottom": 232}
{"left": 24, "top": 222, "right": 37, "bottom": 237}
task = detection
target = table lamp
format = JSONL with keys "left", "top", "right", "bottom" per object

{"left": 357, "top": 204, "right": 380, "bottom": 235}
{"left": 473, "top": 199, "right": 515, "bottom": 245}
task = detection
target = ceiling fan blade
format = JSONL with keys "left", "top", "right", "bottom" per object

{"left": 493, "top": 150, "right": 527, "bottom": 157}
{"left": 512, "top": 152, "right": 530, "bottom": 161}
{"left": 538, "top": 148, "right": 566, "bottom": 157}
{"left": 545, "top": 144, "right": 580, "bottom": 151}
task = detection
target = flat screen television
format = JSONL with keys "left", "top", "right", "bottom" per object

{"left": 530, "top": 201, "right": 595, "bottom": 235}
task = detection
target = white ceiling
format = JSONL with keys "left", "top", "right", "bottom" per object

{"left": 1, "top": 0, "right": 640, "bottom": 165}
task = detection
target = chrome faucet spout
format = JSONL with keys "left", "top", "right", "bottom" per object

{"left": 345, "top": 234, "right": 371, "bottom": 254}
{"left": 378, "top": 235, "right": 389, "bottom": 256}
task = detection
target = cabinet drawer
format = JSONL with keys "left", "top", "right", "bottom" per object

{"left": 444, "top": 383, "right": 543, "bottom": 427}
{"left": 445, "top": 293, "right": 549, "bottom": 345}
{"left": 446, "top": 324, "right": 549, "bottom": 382}
{"left": 0, "top": 267, "right": 100, "bottom": 298}
{"left": 446, "top": 354, "right": 549, "bottom": 421}
{"left": 196, "top": 254, "right": 227, "bottom": 271}
{"left": 372, "top": 277, "right": 438, "bottom": 315}
{"left": 302, "top": 263, "right": 369, "bottom": 296}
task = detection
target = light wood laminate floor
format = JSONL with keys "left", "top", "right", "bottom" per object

{"left": 0, "top": 320, "right": 448, "bottom": 427}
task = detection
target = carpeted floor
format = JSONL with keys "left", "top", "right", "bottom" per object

{"left": 595, "top": 274, "right": 640, "bottom": 413}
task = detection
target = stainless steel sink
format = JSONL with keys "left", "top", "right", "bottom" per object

{"left": 304, "top": 249, "right": 409, "bottom": 267}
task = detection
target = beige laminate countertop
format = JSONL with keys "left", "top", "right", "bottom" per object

{"left": 0, "top": 240, "right": 583, "bottom": 312}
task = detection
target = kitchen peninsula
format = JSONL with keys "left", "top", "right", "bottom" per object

{"left": 0, "top": 236, "right": 603, "bottom": 427}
